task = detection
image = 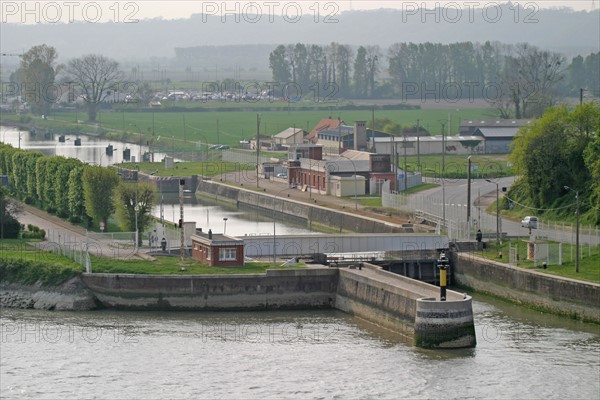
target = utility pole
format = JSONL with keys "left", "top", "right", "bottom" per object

{"left": 256, "top": 114, "right": 260, "bottom": 188}
{"left": 467, "top": 156, "right": 472, "bottom": 238}
{"left": 416, "top": 119, "right": 420, "bottom": 174}
{"left": 371, "top": 106, "right": 376, "bottom": 153}
{"left": 440, "top": 121, "right": 446, "bottom": 228}
{"left": 179, "top": 179, "right": 185, "bottom": 261}
{"left": 565, "top": 186, "right": 580, "bottom": 273}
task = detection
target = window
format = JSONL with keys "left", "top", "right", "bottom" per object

{"left": 219, "top": 247, "right": 237, "bottom": 261}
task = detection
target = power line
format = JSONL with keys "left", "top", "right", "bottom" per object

{"left": 504, "top": 195, "right": 577, "bottom": 211}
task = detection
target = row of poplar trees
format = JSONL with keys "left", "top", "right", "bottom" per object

{"left": 0, "top": 143, "right": 155, "bottom": 235}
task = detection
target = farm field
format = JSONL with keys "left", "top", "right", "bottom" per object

{"left": 19, "top": 105, "right": 496, "bottom": 148}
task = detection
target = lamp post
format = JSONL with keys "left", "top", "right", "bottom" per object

{"left": 564, "top": 186, "right": 580, "bottom": 273}
{"left": 467, "top": 156, "right": 472, "bottom": 238}
{"left": 135, "top": 165, "right": 139, "bottom": 253}
{"left": 485, "top": 179, "right": 500, "bottom": 252}
{"left": 272, "top": 187, "right": 293, "bottom": 266}
{"left": 256, "top": 114, "right": 261, "bottom": 188}
{"left": 338, "top": 153, "right": 359, "bottom": 210}
{"left": 223, "top": 217, "right": 228, "bottom": 235}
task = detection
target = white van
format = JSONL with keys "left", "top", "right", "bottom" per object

{"left": 521, "top": 216, "right": 538, "bottom": 229}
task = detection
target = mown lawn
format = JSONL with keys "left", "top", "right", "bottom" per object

{"left": 476, "top": 238, "right": 600, "bottom": 284}
{"left": 90, "top": 255, "right": 304, "bottom": 275}
{"left": 117, "top": 160, "right": 254, "bottom": 177}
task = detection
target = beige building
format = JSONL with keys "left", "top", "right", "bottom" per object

{"left": 329, "top": 175, "right": 366, "bottom": 197}
{"left": 273, "top": 127, "right": 305, "bottom": 148}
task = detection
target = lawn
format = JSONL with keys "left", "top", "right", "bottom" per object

{"left": 400, "top": 154, "right": 513, "bottom": 178}
{"left": 476, "top": 238, "right": 600, "bottom": 284}
{"left": 90, "top": 255, "right": 304, "bottom": 275}
{"left": 118, "top": 160, "right": 255, "bottom": 177}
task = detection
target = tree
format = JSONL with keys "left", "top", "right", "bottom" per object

{"left": 353, "top": 46, "right": 368, "bottom": 98}
{"left": 114, "top": 182, "right": 156, "bottom": 245}
{"left": 335, "top": 44, "right": 353, "bottom": 97}
{"left": 65, "top": 54, "right": 123, "bottom": 122}
{"left": 495, "top": 44, "right": 564, "bottom": 118}
{"left": 0, "top": 187, "right": 21, "bottom": 239}
{"left": 365, "top": 46, "right": 381, "bottom": 98}
{"left": 82, "top": 165, "right": 119, "bottom": 229}
{"left": 510, "top": 103, "right": 600, "bottom": 209}
{"left": 19, "top": 45, "right": 60, "bottom": 115}
{"left": 583, "top": 131, "right": 600, "bottom": 224}
{"left": 67, "top": 166, "right": 87, "bottom": 223}
{"left": 269, "top": 45, "right": 291, "bottom": 83}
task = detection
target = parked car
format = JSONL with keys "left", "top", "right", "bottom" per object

{"left": 521, "top": 216, "right": 538, "bottom": 229}
{"left": 276, "top": 173, "right": 288, "bottom": 178}
{"left": 218, "top": 145, "right": 230, "bottom": 150}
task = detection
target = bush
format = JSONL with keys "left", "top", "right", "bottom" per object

{"left": 1, "top": 216, "right": 21, "bottom": 238}
{"left": 21, "top": 229, "right": 45, "bottom": 239}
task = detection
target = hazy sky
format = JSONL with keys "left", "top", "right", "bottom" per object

{"left": 0, "top": 1, "right": 595, "bottom": 24}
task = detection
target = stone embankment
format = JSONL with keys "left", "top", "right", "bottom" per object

{"left": 0, "top": 277, "right": 98, "bottom": 311}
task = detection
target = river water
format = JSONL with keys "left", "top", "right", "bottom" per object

{"left": 1, "top": 126, "right": 158, "bottom": 166}
{"left": 1, "top": 295, "right": 599, "bottom": 400}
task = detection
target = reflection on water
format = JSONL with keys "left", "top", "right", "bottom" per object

{"left": 1, "top": 126, "right": 161, "bottom": 166}
{"left": 153, "top": 193, "right": 317, "bottom": 237}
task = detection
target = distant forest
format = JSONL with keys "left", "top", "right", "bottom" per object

{"left": 268, "top": 41, "right": 599, "bottom": 118}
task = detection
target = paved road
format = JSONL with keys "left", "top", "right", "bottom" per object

{"left": 416, "top": 177, "right": 599, "bottom": 245}
{"left": 17, "top": 203, "right": 140, "bottom": 260}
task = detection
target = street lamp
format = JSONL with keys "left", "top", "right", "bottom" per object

{"left": 256, "top": 113, "right": 261, "bottom": 188}
{"left": 564, "top": 186, "right": 580, "bottom": 273}
{"left": 272, "top": 187, "right": 294, "bottom": 266}
{"left": 223, "top": 217, "right": 228, "bottom": 235}
{"left": 485, "top": 179, "right": 500, "bottom": 253}
{"left": 467, "top": 156, "right": 472, "bottom": 238}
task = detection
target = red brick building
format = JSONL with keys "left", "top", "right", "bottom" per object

{"left": 191, "top": 230, "right": 245, "bottom": 267}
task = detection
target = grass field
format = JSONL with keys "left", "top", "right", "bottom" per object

{"left": 477, "top": 238, "right": 600, "bottom": 284}
{"left": 9, "top": 106, "right": 496, "bottom": 149}
{"left": 118, "top": 160, "right": 255, "bottom": 177}
{"left": 90, "top": 256, "right": 302, "bottom": 274}
{"left": 399, "top": 154, "right": 512, "bottom": 177}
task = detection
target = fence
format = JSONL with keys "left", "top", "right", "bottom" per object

{"left": 43, "top": 229, "right": 139, "bottom": 272}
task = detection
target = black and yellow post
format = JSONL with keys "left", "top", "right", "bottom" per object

{"left": 437, "top": 251, "right": 449, "bottom": 301}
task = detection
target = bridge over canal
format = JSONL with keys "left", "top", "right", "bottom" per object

{"left": 241, "top": 233, "right": 448, "bottom": 258}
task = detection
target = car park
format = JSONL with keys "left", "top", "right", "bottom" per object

{"left": 521, "top": 216, "right": 538, "bottom": 229}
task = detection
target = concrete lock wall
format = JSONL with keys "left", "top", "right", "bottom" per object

{"left": 81, "top": 269, "right": 338, "bottom": 311}
{"left": 414, "top": 297, "right": 476, "bottom": 348}
{"left": 336, "top": 264, "right": 476, "bottom": 348}
{"left": 452, "top": 252, "right": 600, "bottom": 323}
{"left": 78, "top": 265, "right": 476, "bottom": 348}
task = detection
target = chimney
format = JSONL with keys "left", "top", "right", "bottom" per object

{"left": 354, "top": 121, "right": 367, "bottom": 150}
{"left": 208, "top": 229, "right": 212, "bottom": 239}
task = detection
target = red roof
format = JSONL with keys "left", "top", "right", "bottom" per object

{"left": 306, "top": 118, "right": 345, "bottom": 143}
